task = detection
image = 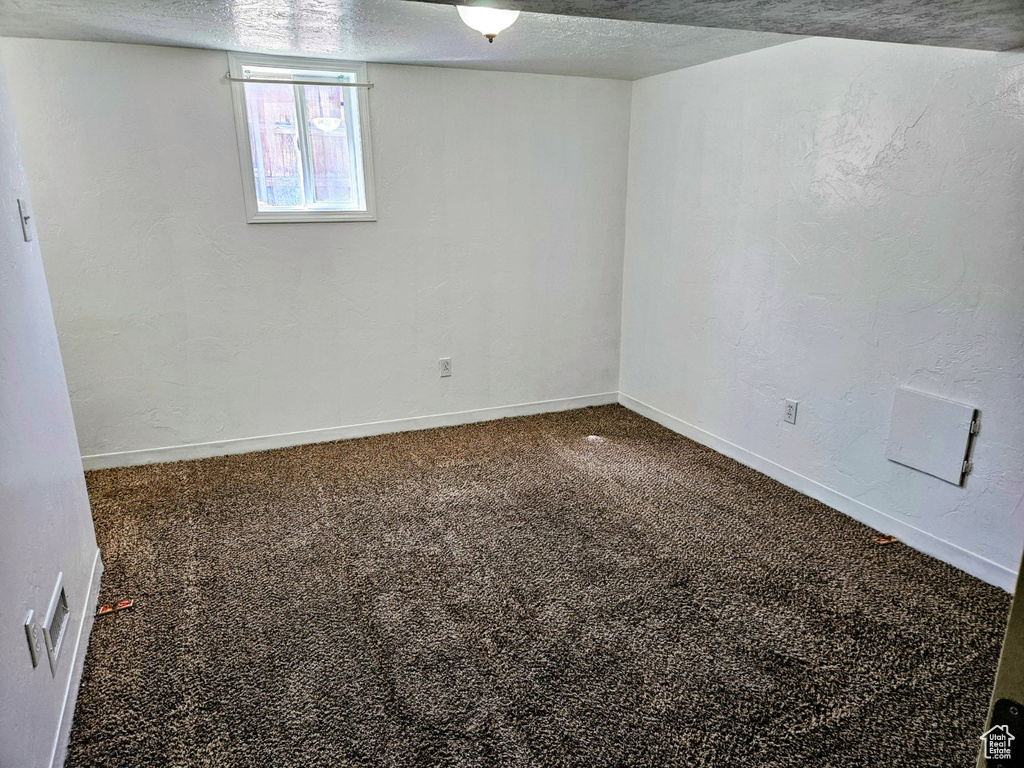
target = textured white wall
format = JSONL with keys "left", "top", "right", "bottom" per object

{"left": 621, "top": 37, "right": 1024, "bottom": 586}
{"left": 2, "top": 39, "right": 630, "bottom": 460}
{"left": 7, "top": 35, "right": 1024, "bottom": 590}
{"left": 0, "top": 41, "right": 100, "bottom": 768}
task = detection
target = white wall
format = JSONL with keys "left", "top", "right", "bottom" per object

{"left": 621, "top": 37, "right": 1024, "bottom": 588}
{"left": 0, "top": 40, "right": 101, "bottom": 768}
{"left": 1, "top": 39, "right": 630, "bottom": 464}
{"left": 6, "top": 35, "right": 1024, "bottom": 590}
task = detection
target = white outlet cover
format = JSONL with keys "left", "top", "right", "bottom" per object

{"left": 23, "top": 610, "right": 38, "bottom": 668}
{"left": 784, "top": 399, "right": 798, "bottom": 424}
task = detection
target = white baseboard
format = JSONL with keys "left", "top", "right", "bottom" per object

{"left": 50, "top": 547, "right": 103, "bottom": 768}
{"left": 80, "top": 390, "right": 1015, "bottom": 590}
{"left": 81, "top": 392, "right": 620, "bottom": 470}
{"left": 618, "top": 392, "right": 1017, "bottom": 593}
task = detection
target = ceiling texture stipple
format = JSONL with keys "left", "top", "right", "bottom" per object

{"left": 0, "top": 0, "right": 799, "bottom": 80}
{"left": 3, "top": 0, "right": 1021, "bottom": 79}
{"left": 425, "top": 0, "right": 1024, "bottom": 51}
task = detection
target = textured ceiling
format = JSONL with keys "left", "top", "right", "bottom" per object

{"left": 0, "top": 0, "right": 798, "bottom": 80}
{"left": 422, "top": 0, "right": 1024, "bottom": 50}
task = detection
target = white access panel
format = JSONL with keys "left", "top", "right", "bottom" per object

{"left": 885, "top": 387, "right": 978, "bottom": 486}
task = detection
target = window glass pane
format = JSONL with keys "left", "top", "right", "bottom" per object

{"left": 302, "top": 84, "right": 358, "bottom": 206}
{"left": 243, "top": 82, "right": 304, "bottom": 209}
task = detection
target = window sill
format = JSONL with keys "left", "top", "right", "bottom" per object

{"left": 247, "top": 209, "right": 377, "bottom": 224}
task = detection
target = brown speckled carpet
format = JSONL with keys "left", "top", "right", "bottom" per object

{"left": 69, "top": 405, "right": 1008, "bottom": 767}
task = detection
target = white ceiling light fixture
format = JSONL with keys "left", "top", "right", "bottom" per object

{"left": 456, "top": 5, "right": 521, "bottom": 42}
{"left": 310, "top": 116, "right": 343, "bottom": 133}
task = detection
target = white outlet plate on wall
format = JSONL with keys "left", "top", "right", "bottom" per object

{"left": 23, "top": 610, "right": 39, "bottom": 668}
{"left": 439, "top": 357, "right": 452, "bottom": 378}
{"left": 784, "top": 399, "right": 798, "bottom": 425}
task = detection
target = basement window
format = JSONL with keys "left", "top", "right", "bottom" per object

{"left": 228, "top": 53, "right": 376, "bottom": 223}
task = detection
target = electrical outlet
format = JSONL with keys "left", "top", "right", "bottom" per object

{"left": 784, "top": 399, "right": 799, "bottom": 425}
{"left": 439, "top": 357, "right": 452, "bottom": 378}
{"left": 24, "top": 610, "right": 40, "bottom": 668}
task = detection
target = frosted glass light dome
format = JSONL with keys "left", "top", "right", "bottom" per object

{"left": 456, "top": 6, "right": 521, "bottom": 42}
{"left": 310, "top": 117, "right": 343, "bottom": 133}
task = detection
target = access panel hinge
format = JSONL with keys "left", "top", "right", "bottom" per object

{"left": 17, "top": 198, "right": 34, "bottom": 242}
{"left": 962, "top": 459, "right": 973, "bottom": 477}
{"left": 971, "top": 416, "right": 981, "bottom": 435}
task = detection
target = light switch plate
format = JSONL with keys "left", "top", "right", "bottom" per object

{"left": 17, "top": 198, "right": 35, "bottom": 242}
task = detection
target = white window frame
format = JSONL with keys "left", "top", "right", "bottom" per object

{"left": 228, "top": 52, "right": 377, "bottom": 223}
